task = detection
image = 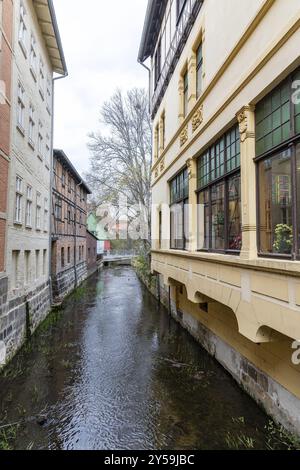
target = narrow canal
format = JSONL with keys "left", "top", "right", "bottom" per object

{"left": 0, "top": 267, "right": 297, "bottom": 450}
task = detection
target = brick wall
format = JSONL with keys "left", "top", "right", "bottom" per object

{"left": 0, "top": 0, "right": 13, "bottom": 273}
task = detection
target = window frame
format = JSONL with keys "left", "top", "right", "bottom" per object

{"left": 255, "top": 68, "right": 300, "bottom": 260}
{"left": 196, "top": 42, "right": 203, "bottom": 99}
{"left": 196, "top": 124, "right": 241, "bottom": 254}
{"left": 170, "top": 167, "right": 189, "bottom": 251}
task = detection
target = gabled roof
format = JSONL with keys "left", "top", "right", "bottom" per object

{"left": 53, "top": 149, "right": 92, "bottom": 194}
{"left": 138, "top": 0, "right": 167, "bottom": 63}
{"left": 33, "top": 0, "right": 67, "bottom": 75}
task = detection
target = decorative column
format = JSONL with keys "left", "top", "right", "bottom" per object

{"left": 187, "top": 158, "right": 198, "bottom": 252}
{"left": 178, "top": 77, "right": 184, "bottom": 123}
{"left": 188, "top": 54, "right": 196, "bottom": 109}
{"left": 236, "top": 105, "right": 257, "bottom": 259}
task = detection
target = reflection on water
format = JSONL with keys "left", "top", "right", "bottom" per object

{"left": 0, "top": 267, "right": 296, "bottom": 450}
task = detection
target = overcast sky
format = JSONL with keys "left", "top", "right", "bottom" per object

{"left": 52, "top": 0, "right": 149, "bottom": 176}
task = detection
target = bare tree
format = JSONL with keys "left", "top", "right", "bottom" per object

{"left": 86, "top": 88, "right": 152, "bottom": 251}
{"left": 87, "top": 88, "right": 152, "bottom": 250}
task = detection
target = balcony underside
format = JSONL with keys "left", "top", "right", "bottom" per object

{"left": 152, "top": 250, "right": 300, "bottom": 343}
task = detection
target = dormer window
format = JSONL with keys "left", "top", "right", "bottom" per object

{"left": 154, "top": 39, "right": 161, "bottom": 87}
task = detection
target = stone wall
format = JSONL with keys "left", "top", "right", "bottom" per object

{"left": 0, "top": 276, "right": 51, "bottom": 367}
{"left": 144, "top": 272, "right": 300, "bottom": 438}
{"left": 52, "top": 262, "right": 87, "bottom": 305}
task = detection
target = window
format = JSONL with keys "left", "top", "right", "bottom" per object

{"left": 54, "top": 198, "right": 62, "bottom": 220}
{"left": 161, "top": 112, "right": 165, "bottom": 151}
{"left": 197, "top": 124, "right": 241, "bottom": 253}
{"left": 15, "top": 176, "right": 23, "bottom": 223}
{"left": 17, "top": 82, "right": 25, "bottom": 131}
{"left": 39, "top": 58, "right": 45, "bottom": 99}
{"left": 43, "top": 249, "right": 47, "bottom": 276}
{"left": 18, "top": 2, "right": 27, "bottom": 54}
{"left": 46, "top": 76, "right": 52, "bottom": 113}
{"left": 29, "top": 104, "right": 35, "bottom": 146}
{"left": 256, "top": 68, "right": 300, "bottom": 258}
{"left": 67, "top": 209, "right": 71, "bottom": 224}
{"left": 79, "top": 246, "right": 81, "bottom": 261}
{"left": 183, "top": 70, "right": 188, "bottom": 117}
{"left": 35, "top": 250, "right": 40, "bottom": 279}
{"left": 159, "top": 210, "right": 162, "bottom": 249}
{"left": 26, "top": 185, "right": 32, "bottom": 227}
{"left": 30, "top": 34, "right": 37, "bottom": 77}
{"left": 38, "top": 121, "right": 43, "bottom": 158}
{"left": 36, "top": 192, "right": 41, "bottom": 230}
{"left": 67, "top": 247, "right": 71, "bottom": 264}
{"left": 154, "top": 39, "right": 161, "bottom": 87}
{"left": 61, "top": 247, "right": 65, "bottom": 268}
{"left": 68, "top": 176, "right": 72, "bottom": 193}
{"left": 12, "top": 251, "right": 20, "bottom": 289}
{"left": 196, "top": 43, "right": 203, "bottom": 99}
{"left": 170, "top": 167, "right": 189, "bottom": 250}
{"left": 44, "top": 198, "right": 48, "bottom": 232}
{"left": 177, "top": 0, "right": 187, "bottom": 20}
{"left": 62, "top": 170, "right": 66, "bottom": 187}
{"left": 45, "top": 134, "right": 50, "bottom": 167}
{"left": 25, "top": 251, "right": 31, "bottom": 284}
{"left": 154, "top": 124, "right": 159, "bottom": 159}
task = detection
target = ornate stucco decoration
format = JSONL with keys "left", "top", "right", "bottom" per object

{"left": 192, "top": 104, "right": 203, "bottom": 133}
{"left": 154, "top": 167, "right": 159, "bottom": 178}
{"left": 186, "top": 158, "right": 196, "bottom": 180}
{"left": 160, "top": 158, "right": 165, "bottom": 173}
{"left": 237, "top": 110, "right": 248, "bottom": 143}
{"left": 180, "top": 126, "right": 188, "bottom": 147}
{"left": 237, "top": 105, "right": 255, "bottom": 143}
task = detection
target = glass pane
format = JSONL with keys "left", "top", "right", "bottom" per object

{"left": 211, "top": 182, "right": 225, "bottom": 250}
{"left": 184, "top": 201, "right": 189, "bottom": 250}
{"left": 198, "top": 190, "right": 209, "bottom": 250}
{"left": 259, "top": 148, "right": 293, "bottom": 255}
{"left": 297, "top": 143, "right": 300, "bottom": 257}
{"left": 170, "top": 203, "right": 184, "bottom": 250}
{"left": 228, "top": 175, "right": 242, "bottom": 250}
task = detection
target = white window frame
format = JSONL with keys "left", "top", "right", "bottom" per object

{"left": 15, "top": 176, "right": 23, "bottom": 224}
{"left": 38, "top": 121, "right": 43, "bottom": 159}
{"left": 44, "top": 197, "right": 48, "bottom": 232}
{"left": 39, "top": 57, "right": 45, "bottom": 100}
{"left": 18, "top": 1, "right": 27, "bottom": 56}
{"left": 36, "top": 192, "right": 41, "bottom": 230}
{"left": 30, "top": 34, "right": 37, "bottom": 79}
{"left": 46, "top": 76, "right": 52, "bottom": 113}
{"left": 26, "top": 185, "right": 33, "bottom": 227}
{"left": 29, "top": 104, "right": 35, "bottom": 147}
{"left": 17, "top": 82, "right": 25, "bottom": 132}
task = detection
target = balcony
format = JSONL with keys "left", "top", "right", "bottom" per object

{"left": 151, "top": 0, "right": 204, "bottom": 119}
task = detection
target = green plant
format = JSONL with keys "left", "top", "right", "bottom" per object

{"left": 225, "top": 431, "right": 255, "bottom": 449}
{"left": 265, "top": 420, "right": 300, "bottom": 450}
{"left": 273, "top": 224, "right": 293, "bottom": 254}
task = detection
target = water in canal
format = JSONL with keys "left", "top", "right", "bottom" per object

{"left": 0, "top": 267, "right": 298, "bottom": 450}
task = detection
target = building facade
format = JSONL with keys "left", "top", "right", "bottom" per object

{"left": 51, "top": 149, "right": 91, "bottom": 304}
{"left": 1, "top": 0, "right": 66, "bottom": 365}
{"left": 86, "top": 229, "right": 99, "bottom": 277}
{"left": 87, "top": 212, "right": 111, "bottom": 255}
{"left": 0, "top": 0, "right": 13, "bottom": 364}
{"left": 139, "top": 0, "right": 300, "bottom": 434}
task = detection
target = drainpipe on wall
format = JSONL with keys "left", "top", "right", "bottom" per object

{"left": 49, "top": 73, "right": 68, "bottom": 305}
{"left": 138, "top": 60, "right": 151, "bottom": 114}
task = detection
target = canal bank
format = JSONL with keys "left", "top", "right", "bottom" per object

{"left": 132, "top": 256, "right": 300, "bottom": 440}
{"left": 0, "top": 267, "right": 299, "bottom": 450}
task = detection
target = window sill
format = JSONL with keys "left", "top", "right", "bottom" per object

{"left": 152, "top": 248, "right": 300, "bottom": 277}
{"left": 14, "top": 221, "right": 22, "bottom": 226}
{"left": 19, "top": 40, "right": 27, "bottom": 59}
{"left": 39, "top": 89, "right": 45, "bottom": 101}
{"left": 17, "top": 125, "right": 25, "bottom": 137}
{"left": 28, "top": 139, "right": 35, "bottom": 150}
{"left": 25, "top": 225, "right": 32, "bottom": 230}
{"left": 37, "top": 153, "right": 43, "bottom": 161}
{"left": 30, "top": 67, "right": 37, "bottom": 82}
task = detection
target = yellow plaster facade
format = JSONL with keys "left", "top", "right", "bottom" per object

{"left": 140, "top": 0, "right": 300, "bottom": 434}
